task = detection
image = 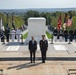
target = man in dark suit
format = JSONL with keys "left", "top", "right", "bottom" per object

{"left": 5, "top": 25, "right": 10, "bottom": 42}
{"left": 39, "top": 35, "right": 48, "bottom": 63}
{"left": 64, "top": 29, "right": 68, "bottom": 42}
{"left": 0, "top": 29, "right": 5, "bottom": 43}
{"left": 28, "top": 36, "right": 37, "bottom": 63}
{"left": 69, "top": 29, "right": 73, "bottom": 42}
{"left": 53, "top": 27, "right": 58, "bottom": 42}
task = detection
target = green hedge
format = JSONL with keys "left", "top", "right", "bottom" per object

{"left": 22, "top": 32, "right": 28, "bottom": 39}
{"left": 22, "top": 32, "right": 53, "bottom": 39}
{"left": 46, "top": 32, "right": 53, "bottom": 39}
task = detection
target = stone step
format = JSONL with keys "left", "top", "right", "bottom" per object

{"left": 0, "top": 57, "right": 76, "bottom": 61}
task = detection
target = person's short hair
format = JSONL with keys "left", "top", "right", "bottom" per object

{"left": 31, "top": 36, "right": 34, "bottom": 39}
{"left": 31, "top": 36, "right": 34, "bottom": 38}
{"left": 42, "top": 35, "right": 45, "bottom": 37}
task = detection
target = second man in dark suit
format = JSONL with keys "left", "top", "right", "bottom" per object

{"left": 28, "top": 36, "right": 37, "bottom": 63}
{"left": 39, "top": 35, "right": 48, "bottom": 63}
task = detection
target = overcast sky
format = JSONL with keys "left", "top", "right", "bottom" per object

{"left": 0, "top": 0, "right": 76, "bottom": 9}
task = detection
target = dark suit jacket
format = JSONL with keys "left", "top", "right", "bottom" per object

{"left": 53, "top": 29, "right": 58, "bottom": 36}
{"left": 29, "top": 40, "right": 37, "bottom": 51}
{"left": 39, "top": 40, "right": 48, "bottom": 51}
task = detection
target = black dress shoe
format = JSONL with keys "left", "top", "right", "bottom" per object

{"left": 42, "top": 61, "right": 45, "bottom": 63}
{"left": 33, "top": 61, "right": 35, "bottom": 63}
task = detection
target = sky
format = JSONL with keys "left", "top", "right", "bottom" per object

{"left": 0, "top": 0, "right": 76, "bottom": 9}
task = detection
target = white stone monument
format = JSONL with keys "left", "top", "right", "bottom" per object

{"left": 25, "top": 17, "right": 46, "bottom": 44}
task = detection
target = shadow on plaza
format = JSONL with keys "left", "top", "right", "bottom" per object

{"left": 5, "top": 42, "right": 27, "bottom": 46}
{"left": 7, "top": 62, "right": 42, "bottom": 70}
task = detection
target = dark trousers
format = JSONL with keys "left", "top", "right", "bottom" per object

{"left": 64, "top": 35, "right": 68, "bottom": 42}
{"left": 30, "top": 50, "right": 36, "bottom": 63}
{"left": 69, "top": 35, "right": 73, "bottom": 42}
{"left": 41, "top": 50, "right": 46, "bottom": 63}
{"left": 6, "top": 34, "right": 9, "bottom": 42}
{"left": 57, "top": 35, "right": 59, "bottom": 39}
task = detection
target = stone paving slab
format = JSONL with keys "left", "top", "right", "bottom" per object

{"left": 0, "top": 41, "right": 76, "bottom": 58}
{"left": 0, "top": 61, "right": 76, "bottom": 75}
{"left": 0, "top": 42, "right": 76, "bottom": 57}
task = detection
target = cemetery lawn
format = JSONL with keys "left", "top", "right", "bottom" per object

{"left": 46, "top": 31, "right": 53, "bottom": 39}
{"left": 23, "top": 32, "right": 28, "bottom": 39}
{"left": 22, "top": 32, "right": 53, "bottom": 39}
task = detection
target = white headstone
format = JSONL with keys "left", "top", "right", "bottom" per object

{"left": 25, "top": 17, "right": 46, "bottom": 44}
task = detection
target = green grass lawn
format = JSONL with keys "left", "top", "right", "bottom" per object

{"left": 46, "top": 31, "right": 53, "bottom": 39}
{"left": 22, "top": 32, "right": 53, "bottom": 39}
{"left": 22, "top": 32, "right": 28, "bottom": 39}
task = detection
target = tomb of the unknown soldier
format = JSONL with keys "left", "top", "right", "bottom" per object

{"left": 25, "top": 17, "right": 46, "bottom": 44}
